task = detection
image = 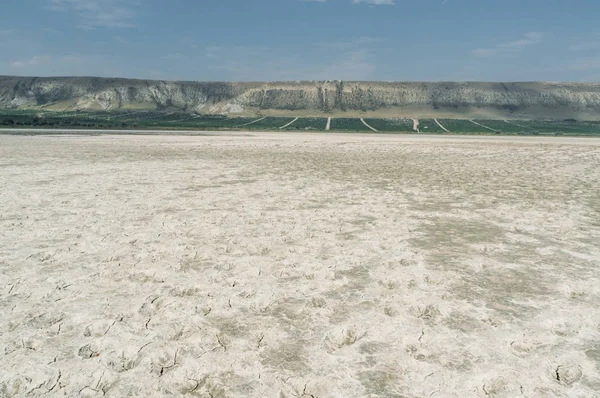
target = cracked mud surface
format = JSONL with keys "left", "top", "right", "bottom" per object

{"left": 1, "top": 132, "right": 599, "bottom": 397}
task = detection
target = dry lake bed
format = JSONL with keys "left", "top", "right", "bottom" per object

{"left": 1, "top": 132, "right": 599, "bottom": 397}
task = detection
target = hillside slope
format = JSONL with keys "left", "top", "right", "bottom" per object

{"left": 2, "top": 76, "right": 600, "bottom": 120}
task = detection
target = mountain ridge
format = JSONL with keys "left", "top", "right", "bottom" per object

{"left": 2, "top": 76, "right": 600, "bottom": 120}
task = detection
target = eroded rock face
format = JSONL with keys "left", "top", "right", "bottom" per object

{"left": 2, "top": 76, "right": 600, "bottom": 119}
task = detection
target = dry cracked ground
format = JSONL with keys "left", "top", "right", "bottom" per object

{"left": 0, "top": 132, "right": 599, "bottom": 397}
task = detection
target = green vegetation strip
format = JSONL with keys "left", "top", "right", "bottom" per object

{"left": 364, "top": 118, "right": 414, "bottom": 132}
{"left": 330, "top": 118, "right": 370, "bottom": 131}
{"left": 438, "top": 119, "right": 488, "bottom": 133}
{"left": 472, "top": 120, "right": 531, "bottom": 133}
{"left": 281, "top": 118, "right": 328, "bottom": 131}
{"left": 238, "top": 117, "right": 295, "bottom": 129}
{"left": 418, "top": 120, "right": 447, "bottom": 133}
{"left": 1, "top": 109, "right": 600, "bottom": 136}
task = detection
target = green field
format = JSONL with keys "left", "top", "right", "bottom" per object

{"left": 236, "top": 117, "right": 295, "bottom": 129}
{"left": 511, "top": 120, "right": 600, "bottom": 135}
{"left": 471, "top": 120, "right": 532, "bottom": 133}
{"left": 282, "top": 117, "right": 327, "bottom": 131}
{"left": 330, "top": 118, "right": 370, "bottom": 131}
{"left": 415, "top": 119, "right": 445, "bottom": 133}
{"left": 1, "top": 109, "right": 600, "bottom": 136}
{"left": 363, "top": 118, "right": 414, "bottom": 132}
{"left": 437, "top": 119, "right": 489, "bottom": 133}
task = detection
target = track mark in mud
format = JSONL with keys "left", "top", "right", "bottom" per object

{"left": 360, "top": 118, "right": 378, "bottom": 132}
{"left": 256, "top": 333, "right": 265, "bottom": 349}
{"left": 555, "top": 363, "right": 583, "bottom": 385}
{"left": 215, "top": 334, "right": 228, "bottom": 352}
{"left": 236, "top": 117, "right": 266, "bottom": 127}
{"left": 434, "top": 118, "right": 450, "bottom": 133}
{"left": 2, "top": 135, "right": 600, "bottom": 397}
{"left": 469, "top": 119, "right": 498, "bottom": 132}
{"left": 503, "top": 119, "right": 529, "bottom": 129}
{"left": 158, "top": 349, "right": 180, "bottom": 377}
{"left": 280, "top": 117, "right": 298, "bottom": 129}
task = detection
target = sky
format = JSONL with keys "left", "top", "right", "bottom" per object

{"left": 1, "top": 0, "right": 600, "bottom": 82}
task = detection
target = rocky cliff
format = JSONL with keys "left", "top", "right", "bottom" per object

{"left": 2, "top": 76, "right": 600, "bottom": 120}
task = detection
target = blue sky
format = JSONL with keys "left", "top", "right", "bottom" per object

{"left": 1, "top": 0, "right": 599, "bottom": 81}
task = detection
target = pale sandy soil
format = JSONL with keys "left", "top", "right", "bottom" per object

{"left": 1, "top": 132, "right": 600, "bottom": 397}
{"left": 412, "top": 119, "right": 420, "bottom": 133}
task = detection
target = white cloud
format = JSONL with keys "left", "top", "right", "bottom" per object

{"left": 473, "top": 32, "right": 543, "bottom": 57}
{"left": 312, "top": 48, "right": 376, "bottom": 80}
{"left": 3, "top": 54, "right": 126, "bottom": 77}
{"left": 0, "top": 29, "right": 16, "bottom": 38}
{"left": 499, "top": 32, "right": 543, "bottom": 48}
{"left": 205, "top": 46, "right": 222, "bottom": 59}
{"left": 112, "top": 35, "right": 129, "bottom": 44}
{"left": 9, "top": 56, "right": 51, "bottom": 69}
{"left": 303, "top": 0, "right": 395, "bottom": 3}
{"left": 569, "top": 35, "right": 600, "bottom": 51}
{"left": 568, "top": 57, "right": 600, "bottom": 71}
{"left": 0, "top": 30, "right": 42, "bottom": 54}
{"left": 197, "top": 36, "right": 379, "bottom": 81}
{"left": 317, "top": 36, "right": 381, "bottom": 50}
{"left": 47, "top": 0, "right": 136, "bottom": 29}
{"left": 352, "top": 0, "right": 395, "bottom": 4}
{"left": 569, "top": 42, "right": 600, "bottom": 51}
{"left": 0, "top": 30, "right": 19, "bottom": 48}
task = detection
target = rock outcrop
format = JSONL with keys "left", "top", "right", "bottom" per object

{"left": 2, "top": 76, "right": 600, "bottom": 120}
